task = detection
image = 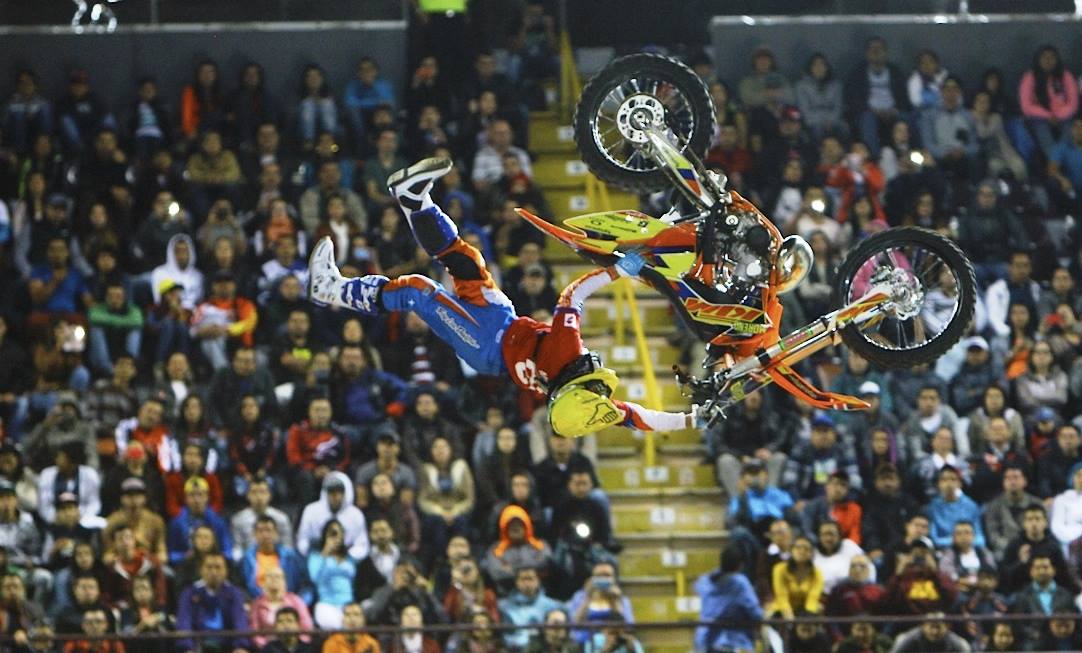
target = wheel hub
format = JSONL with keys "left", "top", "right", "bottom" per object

{"left": 885, "top": 268, "right": 925, "bottom": 320}
{"left": 616, "top": 94, "right": 665, "bottom": 144}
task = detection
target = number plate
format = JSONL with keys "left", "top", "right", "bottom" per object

{"left": 557, "top": 126, "right": 575, "bottom": 141}
{"left": 626, "top": 382, "right": 645, "bottom": 399}
{"left": 661, "top": 549, "right": 687, "bottom": 567}
{"left": 649, "top": 506, "right": 676, "bottom": 525}
{"left": 569, "top": 195, "right": 589, "bottom": 211}
{"left": 611, "top": 345, "right": 636, "bottom": 362}
{"left": 644, "top": 466, "right": 669, "bottom": 483}
{"left": 675, "top": 597, "right": 701, "bottom": 613}
{"left": 566, "top": 160, "right": 588, "bottom": 176}
{"left": 623, "top": 468, "right": 641, "bottom": 487}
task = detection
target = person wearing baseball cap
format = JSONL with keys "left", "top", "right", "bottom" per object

{"left": 846, "top": 384, "right": 899, "bottom": 450}
{"left": 726, "top": 458, "right": 793, "bottom": 535}
{"left": 757, "top": 101, "right": 817, "bottom": 187}
{"left": 102, "top": 474, "right": 168, "bottom": 564}
{"left": 190, "top": 262, "right": 257, "bottom": 369}
{"left": 37, "top": 441, "right": 100, "bottom": 525}
{"left": 786, "top": 411, "right": 861, "bottom": 500}
{"left": 101, "top": 440, "right": 166, "bottom": 516}
{"left": 165, "top": 475, "right": 232, "bottom": 565}
{"left": 950, "top": 336, "right": 997, "bottom": 416}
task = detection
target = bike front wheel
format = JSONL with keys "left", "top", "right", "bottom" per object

{"left": 832, "top": 227, "right": 977, "bottom": 369}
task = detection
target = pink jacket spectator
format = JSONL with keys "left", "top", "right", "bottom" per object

{"left": 1018, "top": 70, "right": 1079, "bottom": 121}
{"left": 248, "top": 592, "right": 314, "bottom": 648}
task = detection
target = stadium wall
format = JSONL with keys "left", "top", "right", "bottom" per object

{"left": 709, "top": 14, "right": 1082, "bottom": 88}
{"left": 0, "top": 22, "right": 408, "bottom": 115}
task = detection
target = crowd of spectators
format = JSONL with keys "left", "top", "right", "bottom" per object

{"left": 694, "top": 35, "right": 1082, "bottom": 653}
{"left": 0, "top": 3, "right": 637, "bottom": 653}
{"left": 4, "top": 2, "right": 1082, "bottom": 651}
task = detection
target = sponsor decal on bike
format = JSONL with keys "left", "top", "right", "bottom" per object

{"left": 435, "top": 306, "right": 481, "bottom": 349}
{"left": 682, "top": 299, "right": 768, "bottom": 333}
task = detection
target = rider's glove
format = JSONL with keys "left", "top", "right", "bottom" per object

{"left": 614, "top": 251, "right": 647, "bottom": 278}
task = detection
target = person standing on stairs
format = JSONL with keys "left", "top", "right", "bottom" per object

{"left": 308, "top": 156, "right": 697, "bottom": 438}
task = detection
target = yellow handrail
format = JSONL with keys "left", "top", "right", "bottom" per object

{"left": 557, "top": 28, "right": 581, "bottom": 122}
{"left": 584, "top": 173, "right": 663, "bottom": 467}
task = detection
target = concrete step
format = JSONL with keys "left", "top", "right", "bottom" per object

{"left": 533, "top": 155, "right": 591, "bottom": 190}
{"left": 528, "top": 116, "right": 578, "bottom": 155}
{"left": 636, "top": 630, "right": 695, "bottom": 653}
{"left": 542, "top": 235, "right": 586, "bottom": 263}
{"left": 618, "top": 546, "right": 720, "bottom": 579}
{"left": 610, "top": 376, "right": 688, "bottom": 411}
{"left": 578, "top": 335, "right": 685, "bottom": 375}
{"left": 597, "top": 460, "right": 716, "bottom": 491}
{"left": 597, "top": 426, "right": 701, "bottom": 449}
{"left": 546, "top": 187, "right": 641, "bottom": 221}
{"left": 581, "top": 297, "right": 676, "bottom": 337}
{"left": 629, "top": 595, "right": 703, "bottom": 623}
{"left": 634, "top": 639, "right": 694, "bottom": 653}
{"left": 621, "top": 531, "right": 727, "bottom": 552}
{"left": 612, "top": 500, "right": 725, "bottom": 535}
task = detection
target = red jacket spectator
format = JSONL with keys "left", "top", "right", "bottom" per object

{"left": 824, "top": 578, "right": 885, "bottom": 616}
{"left": 286, "top": 420, "right": 350, "bottom": 472}
{"left": 820, "top": 150, "right": 886, "bottom": 224}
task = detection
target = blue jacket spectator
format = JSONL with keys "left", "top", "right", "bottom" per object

{"left": 29, "top": 239, "right": 91, "bottom": 316}
{"left": 695, "top": 545, "right": 763, "bottom": 653}
{"left": 344, "top": 57, "right": 396, "bottom": 141}
{"left": 925, "top": 466, "right": 987, "bottom": 549}
{"left": 175, "top": 552, "right": 250, "bottom": 652}
{"left": 330, "top": 346, "right": 408, "bottom": 429}
{"left": 497, "top": 567, "right": 564, "bottom": 650}
{"left": 167, "top": 477, "right": 233, "bottom": 565}
{"left": 726, "top": 461, "right": 794, "bottom": 529}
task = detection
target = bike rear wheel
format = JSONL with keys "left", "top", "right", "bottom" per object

{"left": 832, "top": 227, "right": 976, "bottom": 369}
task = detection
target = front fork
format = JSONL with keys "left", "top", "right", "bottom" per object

{"left": 680, "top": 288, "right": 893, "bottom": 425}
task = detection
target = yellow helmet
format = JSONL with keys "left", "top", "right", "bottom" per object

{"left": 548, "top": 367, "right": 622, "bottom": 438}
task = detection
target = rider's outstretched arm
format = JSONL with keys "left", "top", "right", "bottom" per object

{"left": 557, "top": 267, "right": 620, "bottom": 312}
{"left": 615, "top": 400, "right": 695, "bottom": 431}
{"left": 559, "top": 252, "right": 644, "bottom": 311}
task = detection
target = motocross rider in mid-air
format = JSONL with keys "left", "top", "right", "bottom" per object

{"left": 308, "top": 157, "right": 697, "bottom": 437}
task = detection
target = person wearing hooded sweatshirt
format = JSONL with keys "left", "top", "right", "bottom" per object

{"left": 499, "top": 566, "right": 564, "bottom": 651}
{"left": 24, "top": 392, "right": 99, "bottom": 471}
{"left": 1050, "top": 462, "right": 1082, "bottom": 548}
{"left": 296, "top": 471, "right": 369, "bottom": 560}
{"left": 483, "top": 505, "right": 553, "bottom": 594}
{"left": 150, "top": 234, "right": 204, "bottom": 311}
{"left": 695, "top": 545, "right": 762, "bottom": 653}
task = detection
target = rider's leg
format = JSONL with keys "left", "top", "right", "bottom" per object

{"left": 389, "top": 157, "right": 510, "bottom": 308}
{"left": 308, "top": 237, "right": 388, "bottom": 315}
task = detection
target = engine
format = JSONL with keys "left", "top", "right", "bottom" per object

{"left": 712, "top": 209, "right": 774, "bottom": 291}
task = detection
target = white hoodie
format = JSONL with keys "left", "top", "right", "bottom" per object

{"left": 151, "top": 233, "right": 205, "bottom": 310}
{"left": 1051, "top": 487, "right": 1082, "bottom": 547}
{"left": 295, "top": 470, "right": 369, "bottom": 559}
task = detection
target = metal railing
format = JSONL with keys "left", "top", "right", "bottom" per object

{"left": 15, "top": 611, "right": 1082, "bottom": 651}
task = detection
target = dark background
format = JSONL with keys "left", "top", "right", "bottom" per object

{"left": 0, "top": 26, "right": 408, "bottom": 115}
